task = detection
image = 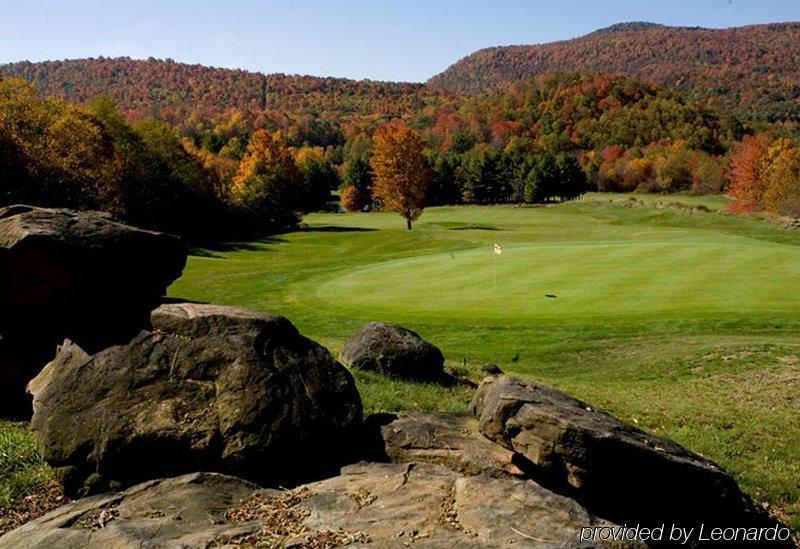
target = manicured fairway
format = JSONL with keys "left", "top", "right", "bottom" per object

{"left": 167, "top": 197, "right": 798, "bottom": 529}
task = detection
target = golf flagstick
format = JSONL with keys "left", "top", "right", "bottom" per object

{"left": 493, "top": 246, "right": 496, "bottom": 292}
{"left": 492, "top": 243, "right": 502, "bottom": 291}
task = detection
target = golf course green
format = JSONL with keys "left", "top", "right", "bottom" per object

{"left": 313, "top": 238, "right": 798, "bottom": 320}
{"left": 167, "top": 194, "right": 800, "bottom": 528}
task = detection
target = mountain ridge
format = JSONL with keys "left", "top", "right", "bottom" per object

{"left": 3, "top": 21, "right": 800, "bottom": 126}
{"left": 427, "top": 21, "right": 800, "bottom": 123}
{"left": 0, "top": 57, "right": 437, "bottom": 127}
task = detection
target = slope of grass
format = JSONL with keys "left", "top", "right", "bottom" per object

{"left": 170, "top": 198, "right": 800, "bottom": 528}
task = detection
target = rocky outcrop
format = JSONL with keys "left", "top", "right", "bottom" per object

{"left": 29, "top": 302, "right": 363, "bottom": 498}
{"left": 0, "top": 473, "right": 259, "bottom": 549}
{"left": 368, "top": 411, "right": 530, "bottom": 478}
{"left": 0, "top": 205, "right": 187, "bottom": 417}
{"left": 339, "top": 322, "right": 445, "bottom": 381}
{"left": 0, "top": 464, "right": 622, "bottom": 548}
{"left": 470, "top": 375, "right": 779, "bottom": 530}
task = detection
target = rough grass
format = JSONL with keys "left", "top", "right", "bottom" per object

{"left": 0, "top": 423, "right": 51, "bottom": 510}
{"left": 1, "top": 194, "right": 798, "bottom": 531}
{"left": 0, "top": 422, "right": 63, "bottom": 535}
{"left": 580, "top": 191, "right": 732, "bottom": 211}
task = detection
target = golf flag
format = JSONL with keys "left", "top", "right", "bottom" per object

{"left": 493, "top": 243, "right": 502, "bottom": 255}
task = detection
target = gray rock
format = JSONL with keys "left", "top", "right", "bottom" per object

{"left": 470, "top": 375, "right": 783, "bottom": 530}
{"left": 479, "top": 363, "right": 504, "bottom": 376}
{"left": 0, "top": 205, "right": 187, "bottom": 417}
{"left": 339, "top": 322, "right": 445, "bottom": 381}
{"left": 0, "top": 473, "right": 261, "bottom": 549}
{"left": 369, "top": 411, "right": 529, "bottom": 478}
{"left": 0, "top": 463, "right": 623, "bottom": 548}
{"left": 29, "top": 303, "right": 363, "bottom": 498}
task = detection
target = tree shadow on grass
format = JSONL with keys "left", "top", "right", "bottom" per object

{"left": 300, "top": 225, "right": 377, "bottom": 233}
{"left": 431, "top": 221, "right": 500, "bottom": 231}
{"left": 449, "top": 224, "right": 500, "bottom": 231}
{"left": 189, "top": 235, "right": 287, "bottom": 258}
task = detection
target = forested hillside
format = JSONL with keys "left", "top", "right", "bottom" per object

{"left": 3, "top": 48, "right": 798, "bottom": 234}
{"left": 0, "top": 57, "right": 446, "bottom": 135}
{"left": 428, "top": 22, "right": 800, "bottom": 125}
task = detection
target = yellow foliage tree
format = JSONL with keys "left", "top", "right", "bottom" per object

{"left": 370, "top": 121, "right": 430, "bottom": 230}
{"left": 762, "top": 139, "right": 800, "bottom": 217}
{"left": 233, "top": 129, "right": 299, "bottom": 209}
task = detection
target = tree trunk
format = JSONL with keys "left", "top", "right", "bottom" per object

{"left": 406, "top": 217, "right": 413, "bottom": 230}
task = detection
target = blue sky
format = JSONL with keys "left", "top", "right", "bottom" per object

{"left": 2, "top": 0, "right": 799, "bottom": 82}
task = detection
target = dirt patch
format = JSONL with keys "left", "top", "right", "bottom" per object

{"left": 0, "top": 481, "right": 67, "bottom": 536}
{"left": 221, "top": 487, "right": 370, "bottom": 548}
{"left": 348, "top": 488, "right": 376, "bottom": 509}
{"left": 226, "top": 487, "right": 313, "bottom": 533}
{"left": 299, "top": 528, "right": 371, "bottom": 548}
{"left": 439, "top": 482, "right": 477, "bottom": 538}
{"left": 74, "top": 507, "right": 119, "bottom": 530}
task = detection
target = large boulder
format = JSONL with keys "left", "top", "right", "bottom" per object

{"left": 29, "top": 303, "right": 363, "bottom": 498}
{"left": 470, "top": 375, "right": 782, "bottom": 531}
{"left": 0, "top": 205, "right": 187, "bottom": 417}
{"left": 0, "top": 464, "right": 623, "bottom": 548}
{"left": 339, "top": 322, "right": 445, "bottom": 381}
{"left": 367, "top": 411, "right": 530, "bottom": 478}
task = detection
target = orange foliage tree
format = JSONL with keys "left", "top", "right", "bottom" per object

{"left": 340, "top": 185, "right": 365, "bottom": 212}
{"left": 727, "top": 134, "right": 772, "bottom": 212}
{"left": 370, "top": 121, "right": 430, "bottom": 230}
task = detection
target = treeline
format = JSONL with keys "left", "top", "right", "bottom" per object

{"left": 428, "top": 22, "right": 800, "bottom": 126}
{"left": 340, "top": 73, "right": 742, "bottom": 206}
{"left": 3, "top": 67, "right": 792, "bottom": 239}
{"left": 0, "top": 57, "right": 444, "bottom": 133}
{"left": 580, "top": 141, "right": 726, "bottom": 194}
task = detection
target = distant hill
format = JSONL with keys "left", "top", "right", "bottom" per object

{"left": 427, "top": 22, "right": 800, "bottom": 124}
{"left": 0, "top": 57, "right": 441, "bottom": 126}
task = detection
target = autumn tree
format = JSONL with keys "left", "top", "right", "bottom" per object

{"left": 129, "top": 120, "right": 223, "bottom": 235}
{"left": 0, "top": 79, "right": 259, "bottom": 239}
{"left": 651, "top": 142, "right": 698, "bottom": 193}
{"left": 727, "top": 134, "right": 772, "bottom": 212}
{"left": 691, "top": 154, "right": 726, "bottom": 194}
{"left": 0, "top": 79, "right": 118, "bottom": 210}
{"left": 232, "top": 129, "right": 300, "bottom": 230}
{"left": 762, "top": 139, "right": 800, "bottom": 216}
{"left": 182, "top": 137, "right": 238, "bottom": 198}
{"left": 370, "top": 121, "right": 430, "bottom": 230}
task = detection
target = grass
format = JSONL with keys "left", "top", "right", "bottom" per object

{"left": 1, "top": 195, "right": 798, "bottom": 531}
{"left": 580, "top": 191, "right": 732, "bottom": 211}
{"left": 0, "top": 422, "right": 52, "bottom": 510}
{"left": 0, "top": 421, "right": 63, "bottom": 535}
{"left": 170, "top": 197, "right": 800, "bottom": 529}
